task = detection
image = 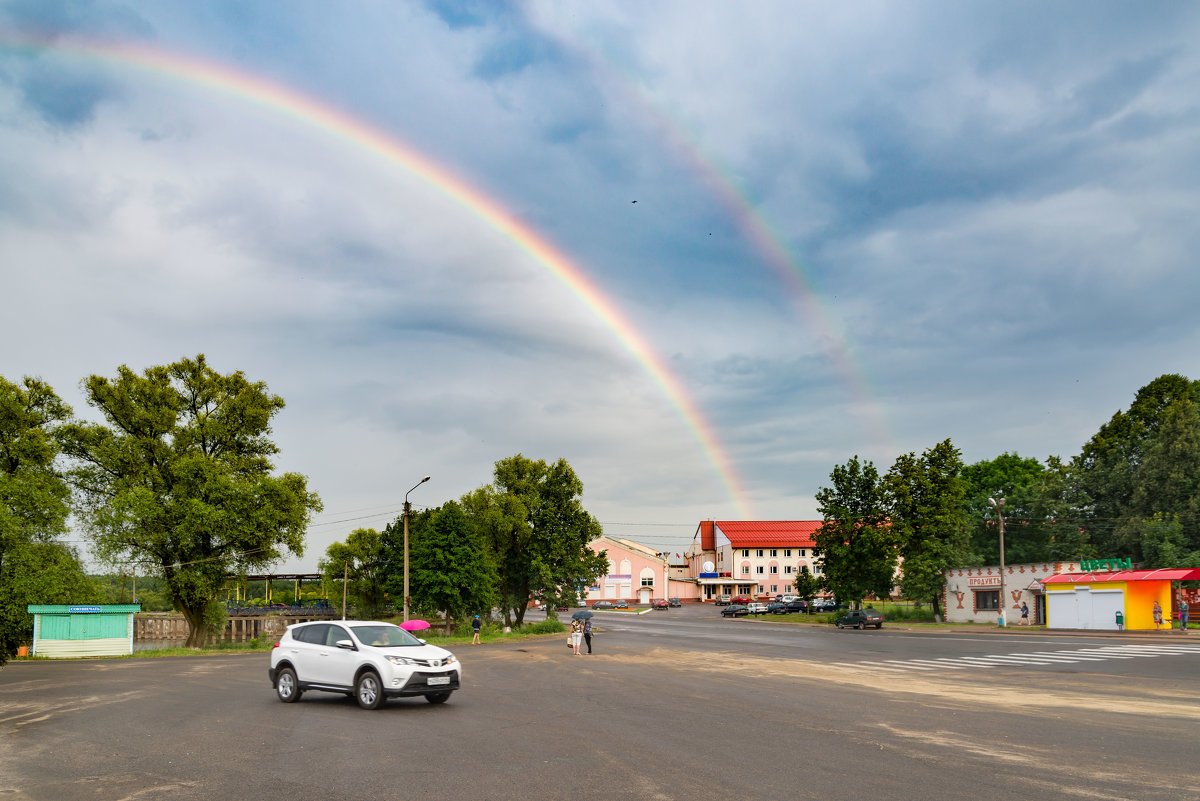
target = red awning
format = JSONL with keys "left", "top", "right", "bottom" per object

{"left": 1042, "top": 568, "right": 1200, "bottom": 585}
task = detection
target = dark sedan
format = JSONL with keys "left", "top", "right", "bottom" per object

{"left": 592, "top": 600, "right": 615, "bottom": 609}
{"left": 668, "top": 598, "right": 682, "bottom": 607}
{"left": 721, "top": 604, "right": 750, "bottom": 618}
{"left": 835, "top": 608, "right": 884, "bottom": 629}
{"left": 613, "top": 600, "right": 629, "bottom": 609}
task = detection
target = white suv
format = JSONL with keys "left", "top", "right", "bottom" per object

{"left": 269, "top": 620, "right": 461, "bottom": 709}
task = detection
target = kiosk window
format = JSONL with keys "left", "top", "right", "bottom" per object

{"left": 975, "top": 590, "right": 1000, "bottom": 610}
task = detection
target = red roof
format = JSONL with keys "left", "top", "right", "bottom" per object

{"left": 1042, "top": 568, "right": 1200, "bottom": 585}
{"left": 697, "top": 521, "right": 715, "bottom": 551}
{"left": 714, "top": 521, "right": 822, "bottom": 548}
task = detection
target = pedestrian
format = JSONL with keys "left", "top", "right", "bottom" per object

{"left": 1019, "top": 601, "right": 1030, "bottom": 626}
{"left": 1180, "top": 597, "right": 1190, "bottom": 632}
{"left": 1153, "top": 600, "right": 1163, "bottom": 630}
{"left": 471, "top": 615, "right": 481, "bottom": 645}
{"left": 583, "top": 617, "right": 593, "bottom": 654}
{"left": 570, "top": 617, "right": 583, "bottom": 655}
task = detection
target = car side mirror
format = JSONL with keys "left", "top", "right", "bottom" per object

{"left": 335, "top": 639, "right": 356, "bottom": 650}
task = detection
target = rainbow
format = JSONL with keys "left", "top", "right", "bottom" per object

{"left": 535, "top": 23, "right": 896, "bottom": 452}
{"left": 0, "top": 32, "right": 753, "bottom": 518}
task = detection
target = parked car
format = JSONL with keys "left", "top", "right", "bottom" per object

{"left": 652, "top": 599, "right": 670, "bottom": 609}
{"left": 835, "top": 608, "right": 884, "bottom": 629}
{"left": 812, "top": 598, "right": 838, "bottom": 612}
{"left": 745, "top": 602, "right": 769, "bottom": 614}
{"left": 780, "top": 595, "right": 799, "bottom": 603}
{"left": 778, "top": 600, "right": 808, "bottom": 614}
{"left": 269, "top": 620, "right": 460, "bottom": 709}
{"left": 668, "top": 598, "right": 682, "bottom": 607}
{"left": 613, "top": 600, "right": 629, "bottom": 609}
{"left": 592, "top": 600, "right": 615, "bottom": 609}
{"left": 721, "top": 604, "right": 749, "bottom": 617}
{"left": 766, "top": 602, "right": 789, "bottom": 614}
{"left": 732, "top": 595, "right": 752, "bottom": 604}
{"left": 715, "top": 595, "right": 732, "bottom": 606}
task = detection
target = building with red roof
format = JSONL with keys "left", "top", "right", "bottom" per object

{"left": 684, "top": 521, "right": 825, "bottom": 602}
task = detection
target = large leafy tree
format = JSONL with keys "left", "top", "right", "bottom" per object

{"left": 61, "top": 355, "right": 322, "bottom": 647}
{"left": 408, "top": 501, "right": 498, "bottom": 633}
{"left": 960, "top": 452, "right": 1047, "bottom": 564}
{"left": 0, "top": 376, "right": 94, "bottom": 664}
{"left": 1118, "top": 398, "right": 1200, "bottom": 557}
{"left": 320, "top": 527, "right": 389, "bottom": 618}
{"left": 814, "top": 456, "right": 898, "bottom": 607}
{"left": 475, "top": 455, "right": 607, "bottom": 626}
{"left": 1074, "top": 374, "right": 1200, "bottom": 556}
{"left": 885, "top": 439, "right": 968, "bottom": 619}
{"left": 459, "top": 486, "right": 529, "bottom": 627}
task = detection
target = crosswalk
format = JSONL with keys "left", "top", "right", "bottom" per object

{"left": 831, "top": 643, "right": 1200, "bottom": 672}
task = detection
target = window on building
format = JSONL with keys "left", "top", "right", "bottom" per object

{"left": 742, "top": 565, "right": 750, "bottom": 575}
{"left": 784, "top": 585, "right": 792, "bottom": 592}
{"left": 770, "top": 585, "right": 778, "bottom": 593}
{"left": 756, "top": 566, "right": 765, "bottom": 574}
{"left": 975, "top": 590, "right": 1000, "bottom": 610}
{"left": 742, "top": 549, "right": 749, "bottom": 558}
{"left": 756, "top": 549, "right": 764, "bottom": 558}
{"left": 785, "top": 549, "right": 792, "bottom": 557}
{"left": 770, "top": 549, "right": 777, "bottom": 557}
{"left": 769, "top": 565, "right": 778, "bottom": 574}
{"left": 641, "top": 577, "right": 654, "bottom": 587}
{"left": 784, "top": 565, "right": 793, "bottom": 574}
{"left": 758, "top": 585, "right": 764, "bottom": 593}
{"left": 799, "top": 549, "right": 806, "bottom": 557}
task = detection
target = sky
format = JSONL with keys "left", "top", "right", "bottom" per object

{"left": 2, "top": 2, "right": 1199, "bottom": 572}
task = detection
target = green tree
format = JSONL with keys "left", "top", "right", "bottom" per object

{"left": 814, "top": 456, "right": 898, "bottom": 607}
{"left": 0, "top": 376, "right": 93, "bottom": 664}
{"left": 409, "top": 501, "right": 498, "bottom": 633}
{"left": 473, "top": 455, "right": 607, "bottom": 626}
{"left": 459, "top": 485, "right": 529, "bottom": 627}
{"left": 1074, "top": 374, "right": 1200, "bottom": 556}
{"left": 320, "top": 527, "right": 389, "bottom": 618}
{"left": 960, "top": 452, "right": 1047, "bottom": 564}
{"left": 61, "top": 355, "right": 322, "bottom": 647}
{"left": 1117, "top": 398, "right": 1200, "bottom": 556}
{"left": 1137, "top": 514, "right": 1200, "bottom": 569}
{"left": 885, "top": 439, "right": 968, "bottom": 620}
{"left": 792, "top": 565, "right": 821, "bottom": 612}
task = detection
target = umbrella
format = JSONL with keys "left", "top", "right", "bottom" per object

{"left": 399, "top": 619, "right": 430, "bottom": 631}
{"left": 571, "top": 610, "right": 593, "bottom": 620}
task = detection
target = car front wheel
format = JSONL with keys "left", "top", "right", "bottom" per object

{"left": 425, "top": 692, "right": 452, "bottom": 704}
{"left": 356, "top": 671, "right": 384, "bottom": 710}
{"left": 275, "top": 667, "right": 302, "bottom": 703}
{"left": 836, "top": 622, "right": 844, "bottom": 629}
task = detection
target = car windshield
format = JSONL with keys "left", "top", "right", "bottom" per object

{"left": 350, "top": 625, "right": 424, "bottom": 647}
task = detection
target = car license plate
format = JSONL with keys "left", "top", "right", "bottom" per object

{"left": 428, "top": 676, "right": 450, "bottom": 686}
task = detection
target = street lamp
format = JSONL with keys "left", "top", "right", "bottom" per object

{"left": 404, "top": 475, "right": 431, "bottom": 622}
{"left": 989, "top": 497, "right": 1006, "bottom": 626}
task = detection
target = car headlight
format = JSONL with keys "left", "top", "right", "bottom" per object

{"left": 443, "top": 654, "right": 457, "bottom": 665}
{"left": 386, "top": 655, "right": 418, "bottom": 666}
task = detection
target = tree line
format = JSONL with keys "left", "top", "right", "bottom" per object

{"left": 319, "top": 454, "right": 609, "bottom": 633}
{"left": 813, "top": 374, "right": 1200, "bottom": 616}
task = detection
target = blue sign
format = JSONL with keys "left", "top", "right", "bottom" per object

{"left": 699, "top": 572, "right": 719, "bottom": 578}
{"left": 68, "top": 606, "right": 103, "bottom": 613}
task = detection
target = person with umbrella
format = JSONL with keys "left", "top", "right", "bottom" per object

{"left": 571, "top": 609, "right": 594, "bottom": 655}
{"left": 583, "top": 616, "right": 594, "bottom": 654}
{"left": 570, "top": 616, "right": 584, "bottom": 655}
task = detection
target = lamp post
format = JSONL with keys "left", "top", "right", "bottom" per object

{"left": 989, "top": 496, "right": 1007, "bottom": 626}
{"left": 403, "top": 475, "right": 431, "bottom": 622}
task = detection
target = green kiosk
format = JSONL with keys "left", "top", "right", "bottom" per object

{"left": 26, "top": 605, "right": 141, "bottom": 658}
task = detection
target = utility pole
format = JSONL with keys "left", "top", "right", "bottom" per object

{"left": 990, "top": 497, "right": 1007, "bottom": 626}
{"left": 404, "top": 476, "right": 431, "bottom": 622}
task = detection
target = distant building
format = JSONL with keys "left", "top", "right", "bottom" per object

{"left": 683, "top": 521, "right": 824, "bottom": 602}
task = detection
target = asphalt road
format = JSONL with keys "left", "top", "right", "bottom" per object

{"left": 2, "top": 608, "right": 1198, "bottom": 801}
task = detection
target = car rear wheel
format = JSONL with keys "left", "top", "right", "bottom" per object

{"left": 425, "top": 691, "right": 452, "bottom": 704}
{"left": 875, "top": 623, "right": 883, "bottom": 629}
{"left": 857, "top": 622, "right": 865, "bottom": 629}
{"left": 356, "top": 671, "right": 384, "bottom": 710}
{"left": 275, "top": 667, "right": 302, "bottom": 703}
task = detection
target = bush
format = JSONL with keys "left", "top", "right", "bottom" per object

{"left": 523, "top": 619, "right": 566, "bottom": 634}
{"left": 880, "top": 602, "right": 936, "bottom": 622}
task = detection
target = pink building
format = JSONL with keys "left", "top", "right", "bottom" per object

{"left": 585, "top": 536, "right": 703, "bottom": 604}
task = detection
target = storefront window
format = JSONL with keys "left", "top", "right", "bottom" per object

{"left": 975, "top": 590, "right": 1000, "bottom": 610}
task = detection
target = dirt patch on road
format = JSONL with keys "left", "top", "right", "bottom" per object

{"left": 620, "top": 648, "right": 1200, "bottom": 721}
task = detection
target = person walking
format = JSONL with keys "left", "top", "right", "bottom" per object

{"left": 1019, "top": 601, "right": 1030, "bottom": 626}
{"left": 570, "top": 617, "right": 583, "bottom": 655}
{"left": 471, "top": 615, "right": 482, "bottom": 645}
{"left": 1153, "top": 600, "right": 1163, "bottom": 630}
{"left": 583, "top": 617, "right": 593, "bottom": 654}
{"left": 1180, "top": 596, "right": 1190, "bottom": 632}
